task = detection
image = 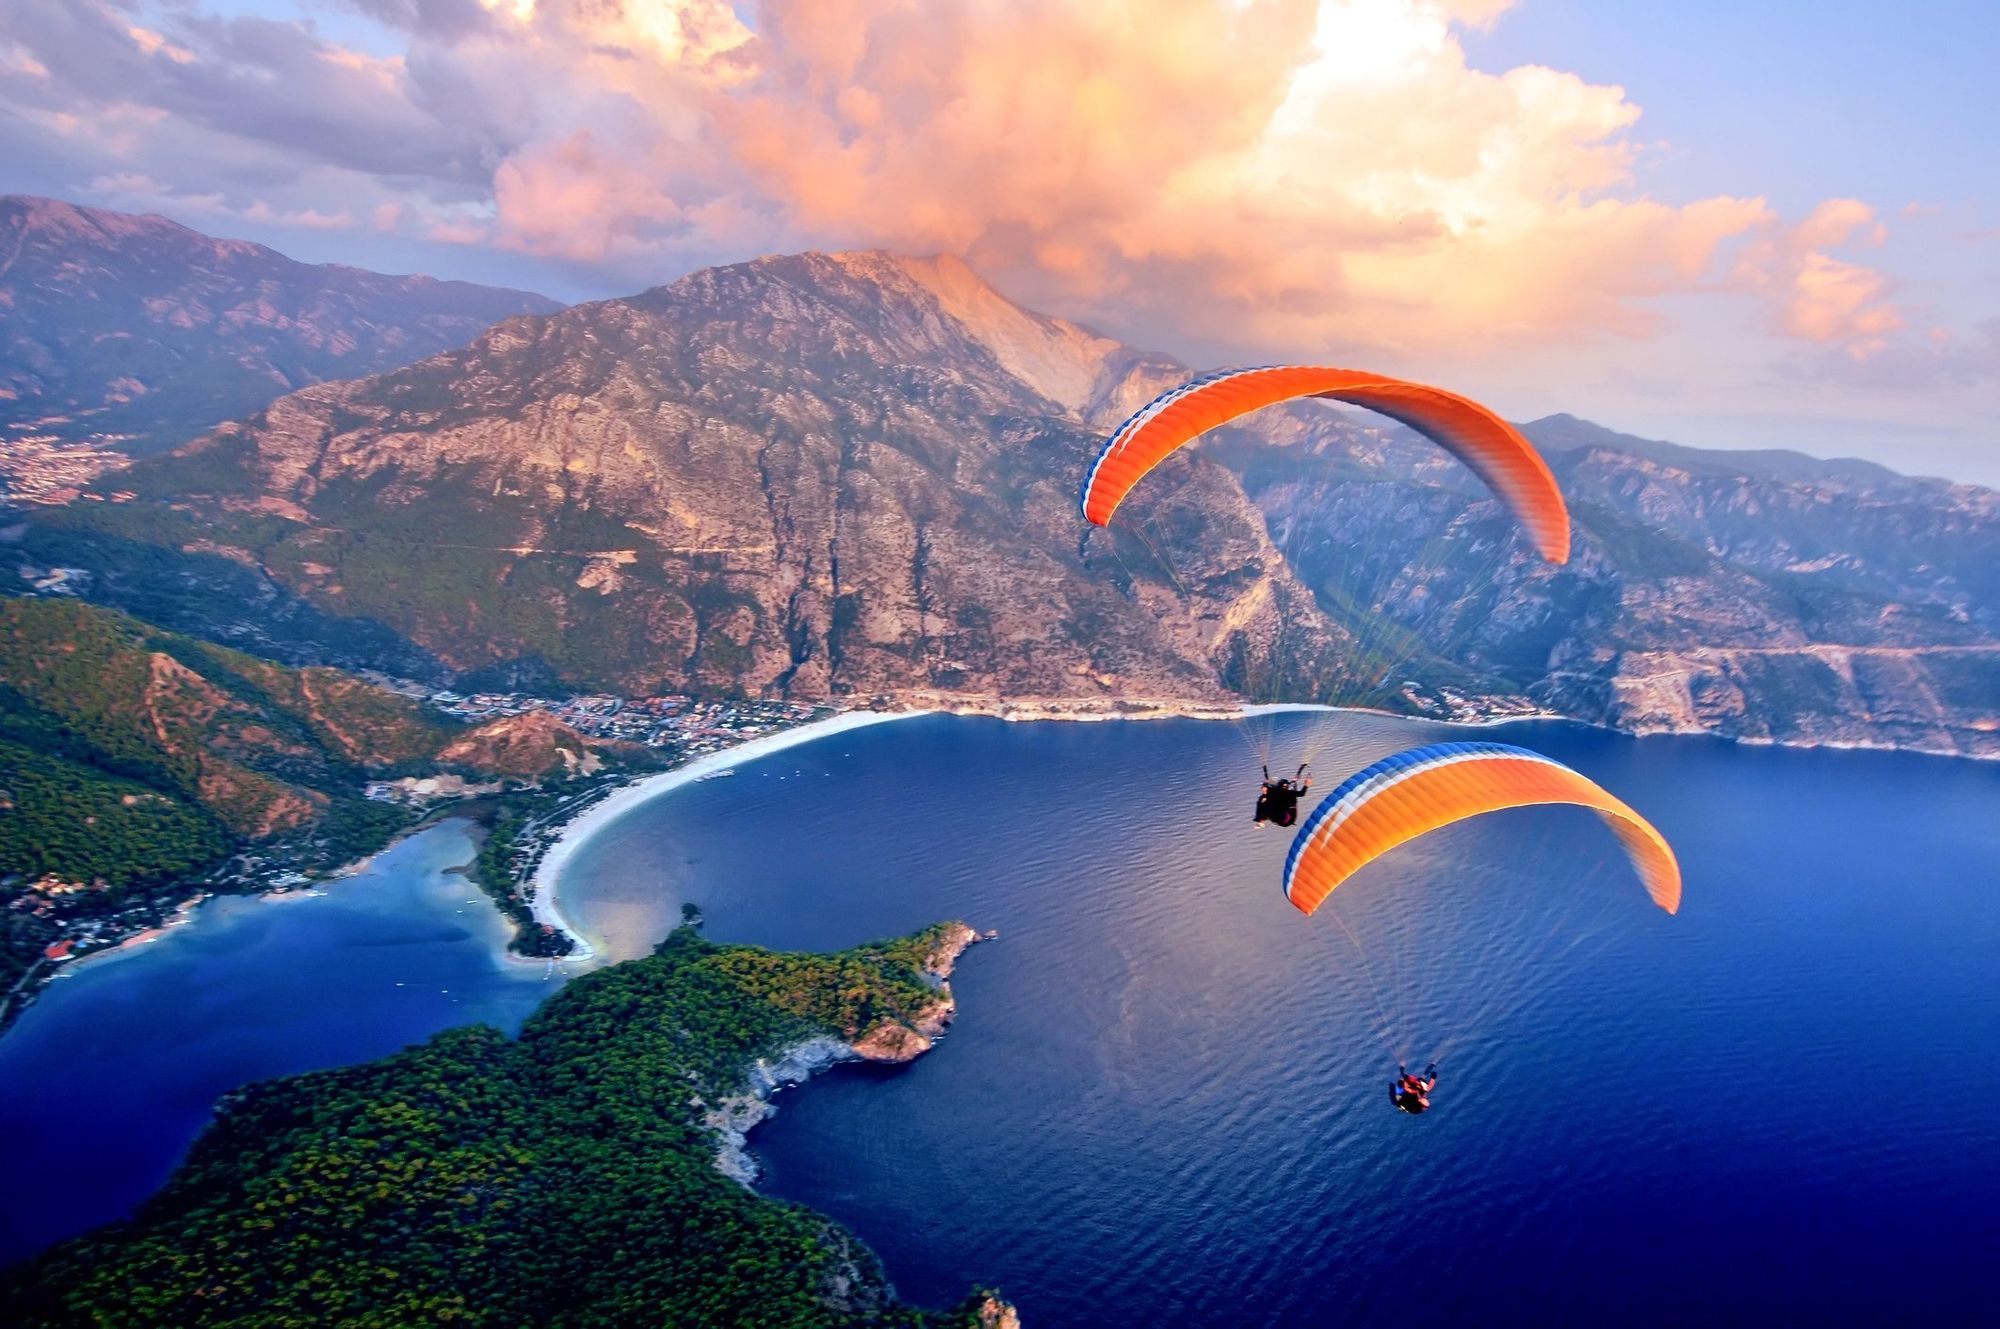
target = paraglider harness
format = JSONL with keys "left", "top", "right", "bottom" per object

{"left": 1391, "top": 1063, "right": 1438, "bottom": 1115}
{"left": 1254, "top": 764, "right": 1311, "bottom": 828}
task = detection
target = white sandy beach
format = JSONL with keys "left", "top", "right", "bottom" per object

{"left": 527, "top": 709, "right": 936, "bottom": 960}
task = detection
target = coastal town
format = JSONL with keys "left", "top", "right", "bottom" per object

{"left": 359, "top": 685, "right": 830, "bottom": 803}
{"left": 431, "top": 687, "right": 825, "bottom": 753}
{"left": 3, "top": 684, "right": 838, "bottom": 1024}
{"left": 0, "top": 435, "right": 133, "bottom": 508}
{"left": 1410, "top": 683, "right": 1553, "bottom": 726}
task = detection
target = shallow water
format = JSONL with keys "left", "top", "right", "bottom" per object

{"left": 559, "top": 711, "right": 2000, "bottom": 1323}
{"left": 0, "top": 822, "right": 551, "bottom": 1265}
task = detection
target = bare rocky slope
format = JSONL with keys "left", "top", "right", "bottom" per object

{"left": 26, "top": 250, "right": 1349, "bottom": 707}
{"left": 18, "top": 248, "right": 2000, "bottom": 756}
{"left": 1223, "top": 407, "right": 2000, "bottom": 753}
{"left": 0, "top": 195, "right": 560, "bottom": 457}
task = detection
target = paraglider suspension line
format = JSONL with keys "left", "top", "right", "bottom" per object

{"left": 1323, "top": 903, "right": 1402, "bottom": 1061}
{"left": 1128, "top": 518, "right": 1192, "bottom": 600}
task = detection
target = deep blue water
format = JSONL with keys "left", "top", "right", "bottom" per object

{"left": 560, "top": 712, "right": 2000, "bottom": 1324}
{"left": 3, "top": 715, "right": 1998, "bottom": 1322}
{"left": 0, "top": 822, "right": 550, "bottom": 1266}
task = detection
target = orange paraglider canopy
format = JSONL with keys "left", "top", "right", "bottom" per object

{"left": 1281, "top": 742, "right": 1680, "bottom": 917}
{"left": 1079, "top": 366, "right": 1571, "bottom": 564}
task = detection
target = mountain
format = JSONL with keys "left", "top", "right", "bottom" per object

{"left": 1203, "top": 391, "right": 2000, "bottom": 753}
{"left": 17, "top": 251, "right": 1347, "bottom": 707}
{"left": 1522, "top": 413, "right": 1908, "bottom": 487}
{"left": 14, "top": 249, "right": 1999, "bottom": 756}
{"left": 0, "top": 597, "right": 602, "bottom": 1006}
{"left": 0, "top": 196, "right": 560, "bottom": 460}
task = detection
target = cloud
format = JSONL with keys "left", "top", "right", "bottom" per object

{"left": 84, "top": 171, "right": 353, "bottom": 230}
{"left": 1780, "top": 316, "right": 2000, "bottom": 392}
{"left": 1793, "top": 198, "right": 1886, "bottom": 250}
{"left": 1734, "top": 199, "right": 1906, "bottom": 359}
{"left": 454, "top": 0, "right": 1786, "bottom": 356}
{"left": 1782, "top": 252, "right": 1902, "bottom": 353}
{"left": 1, "top": 1, "right": 487, "bottom": 183}
{"left": 0, "top": 0, "right": 1959, "bottom": 377}
{"left": 241, "top": 199, "right": 353, "bottom": 228}
{"left": 492, "top": 129, "right": 699, "bottom": 261}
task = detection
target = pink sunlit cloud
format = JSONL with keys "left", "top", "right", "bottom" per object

{"left": 3, "top": 0, "right": 1992, "bottom": 440}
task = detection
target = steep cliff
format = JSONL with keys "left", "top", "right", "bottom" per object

{"left": 35, "top": 250, "right": 1345, "bottom": 703}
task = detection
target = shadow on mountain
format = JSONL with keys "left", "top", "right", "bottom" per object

{"left": 4, "top": 524, "right": 446, "bottom": 684}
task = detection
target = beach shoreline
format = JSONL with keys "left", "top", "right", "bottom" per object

{"left": 520, "top": 696, "right": 1579, "bottom": 962}
{"left": 525, "top": 710, "right": 938, "bottom": 961}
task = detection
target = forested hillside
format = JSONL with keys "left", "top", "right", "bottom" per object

{"left": 0, "top": 597, "right": 601, "bottom": 1010}
{"left": 3, "top": 923, "right": 1008, "bottom": 1328}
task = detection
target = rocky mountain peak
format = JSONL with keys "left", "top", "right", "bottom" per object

{"left": 2, "top": 194, "right": 259, "bottom": 266}
{"left": 854, "top": 251, "right": 1134, "bottom": 416}
{"left": 23, "top": 238, "right": 2000, "bottom": 756}
{"left": 53, "top": 241, "right": 1341, "bottom": 706}
{"left": 634, "top": 247, "right": 1186, "bottom": 426}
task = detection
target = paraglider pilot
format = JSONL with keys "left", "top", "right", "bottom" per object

{"left": 1390, "top": 1063, "right": 1438, "bottom": 1114}
{"left": 1254, "top": 764, "right": 1311, "bottom": 828}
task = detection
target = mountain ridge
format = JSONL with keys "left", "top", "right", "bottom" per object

{"left": 0, "top": 195, "right": 562, "bottom": 459}
{"left": 0, "top": 594, "right": 620, "bottom": 1015}
{"left": 12, "top": 239, "right": 1997, "bottom": 756}
{"left": 26, "top": 247, "right": 1347, "bottom": 707}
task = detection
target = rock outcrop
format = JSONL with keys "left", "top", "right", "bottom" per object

{"left": 47, "top": 250, "right": 1343, "bottom": 704}
{"left": 707, "top": 923, "right": 986, "bottom": 1184}
{"left": 1223, "top": 407, "right": 2000, "bottom": 756}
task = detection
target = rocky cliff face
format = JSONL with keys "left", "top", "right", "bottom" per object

{"left": 41, "top": 250, "right": 1344, "bottom": 704}
{"left": 24, "top": 247, "right": 2000, "bottom": 756}
{"left": 1225, "top": 408, "right": 2000, "bottom": 754}
{"left": 0, "top": 196, "right": 559, "bottom": 457}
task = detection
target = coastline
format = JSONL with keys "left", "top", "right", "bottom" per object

{"left": 522, "top": 690, "right": 1994, "bottom": 969}
{"left": 523, "top": 699, "right": 1337, "bottom": 959}
{"left": 522, "top": 696, "right": 1565, "bottom": 964}
{"left": 705, "top": 922, "right": 984, "bottom": 1185}
{"left": 526, "top": 709, "right": 936, "bottom": 961}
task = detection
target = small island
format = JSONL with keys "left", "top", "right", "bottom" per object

{"left": 1, "top": 920, "right": 1014, "bottom": 1328}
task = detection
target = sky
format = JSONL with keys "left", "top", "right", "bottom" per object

{"left": 3, "top": 0, "right": 1996, "bottom": 482}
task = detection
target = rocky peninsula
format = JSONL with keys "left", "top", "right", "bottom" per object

{"left": 707, "top": 922, "right": 987, "bottom": 1184}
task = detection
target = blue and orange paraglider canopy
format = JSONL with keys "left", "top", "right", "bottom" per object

{"left": 1079, "top": 365, "right": 1572, "bottom": 564}
{"left": 1281, "top": 741, "right": 1681, "bottom": 917}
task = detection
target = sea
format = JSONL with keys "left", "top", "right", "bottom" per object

{"left": 0, "top": 823, "right": 550, "bottom": 1266}
{"left": 3, "top": 713, "right": 1998, "bottom": 1322}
